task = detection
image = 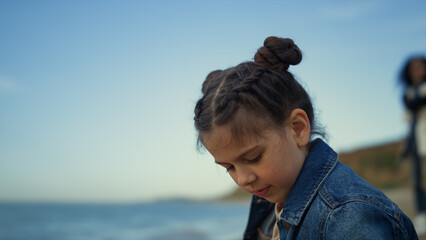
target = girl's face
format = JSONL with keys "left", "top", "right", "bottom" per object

{"left": 203, "top": 109, "right": 310, "bottom": 207}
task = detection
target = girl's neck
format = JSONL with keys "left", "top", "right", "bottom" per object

{"left": 276, "top": 201, "right": 285, "bottom": 212}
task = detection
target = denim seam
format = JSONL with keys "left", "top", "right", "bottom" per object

{"left": 393, "top": 202, "right": 410, "bottom": 239}
{"left": 393, "top": 203, "right": 400, "bottom": 239}
{"left": 338, "top": 196, "right": 395, "bottom": 217}
{"left": 322, "top": 198, "right": 405, "bottom": 239}
{"left": 282, "top": 150, "right": 338, "bottom": 223}
{"left": 323, "top": 208, "right": 334, "bottom": 240}
{"left": 318, "top": 200, "right": 332, "bottom": 240}
{"left": 318, "top": 187, "right": 337, "bottom": 240}
{"left": 319, "top": 186, "right": 338, "bottom": 208}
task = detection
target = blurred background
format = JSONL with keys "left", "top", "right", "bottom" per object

{"left": 0, "top": 0, "right": 425, "bottom": 239}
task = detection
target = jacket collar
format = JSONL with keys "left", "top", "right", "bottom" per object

{"left": 280, "top": 138, "right": 338, "bottom": 226}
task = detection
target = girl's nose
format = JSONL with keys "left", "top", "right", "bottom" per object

{"left": 236, "top": 167, "right": 256, "bottom": 186}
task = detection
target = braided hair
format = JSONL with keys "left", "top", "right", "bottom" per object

{"left": 194, "top": 36, "right": 322, "bottom": 149}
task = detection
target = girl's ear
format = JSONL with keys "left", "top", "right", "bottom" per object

{"left": 288, "top": 108, "right": 311, "bottom": 148}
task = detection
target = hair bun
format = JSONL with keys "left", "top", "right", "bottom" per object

{"left": 202, "top": 70, "right": 223, "bottom": 94}
{"left": 254, "top": 36, "right": 302, "bottom": 71}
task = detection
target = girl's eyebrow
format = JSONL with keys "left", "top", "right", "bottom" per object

{"left": 214, "top": 145, "right": 260, "bottom": 165}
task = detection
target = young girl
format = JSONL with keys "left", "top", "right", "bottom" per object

{"left": 194, "top": 36, "right": 417, "bottom": 239}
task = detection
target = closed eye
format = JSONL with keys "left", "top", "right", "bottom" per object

{"left": 247, "top": 154, "right": 262, "bottom": 163}
{"left": 216, "top": 162, "right": 234, "bottom": 172}
{"left": 225, "top": 165, "right": 234, "bottom": 172}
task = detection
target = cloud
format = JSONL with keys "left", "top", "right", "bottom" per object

{"left": 0, "top": 76, "right": 18, "bottom": 93}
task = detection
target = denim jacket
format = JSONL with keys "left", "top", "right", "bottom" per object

{"left": 243, "top": 139, "right": 418, "bottom": 239}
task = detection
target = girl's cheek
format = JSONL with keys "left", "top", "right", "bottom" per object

{"left": 229, "top": 173, "right": 238, "bottom": 183}
{"left": 229, "top": 172, "right": 242, "bottom": 187}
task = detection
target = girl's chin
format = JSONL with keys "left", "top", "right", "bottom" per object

{"left": 265, "top": 194, "right": 287, "bottom": 206}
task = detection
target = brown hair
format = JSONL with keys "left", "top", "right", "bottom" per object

{"left": 399, "top": 55, "right": 426, "bottom": 86}
{"left": 194, "top": 36, "right": 323, "bottom": 148}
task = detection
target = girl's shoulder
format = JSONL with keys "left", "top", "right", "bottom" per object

{"left": 319, "top": 161, "right": 393, "bottom": 212}
{"left": 322, "top": 200, "right": 417, "bottom": 239}
{"left": 316, "top": 163, "right": 417, "bottom": 239}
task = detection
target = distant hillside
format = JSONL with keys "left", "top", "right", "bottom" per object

{"left": 338, "top": 140, "right": 411, "bottom": 189}
{"left": 219, "top": 140, "right": 412, "bottom": 201}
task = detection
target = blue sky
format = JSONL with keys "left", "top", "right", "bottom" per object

{"left": 0, "top": 0, "right": 425, "bottom": 203}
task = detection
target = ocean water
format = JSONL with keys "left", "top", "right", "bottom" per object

{"left": 0, "top": 201, "right": 250, "bottom": 240}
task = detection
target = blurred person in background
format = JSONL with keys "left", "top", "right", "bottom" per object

{"left": 400, "top": 55, "right": 426, "bottom": 235}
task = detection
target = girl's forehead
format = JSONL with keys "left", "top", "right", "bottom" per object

{"left": 202, "top": 128, "right": 265, "bottom": 163}
{"left": 202, "top": 126, "right": 238, "bottom": 149}
{"left": 203, "top": 126, "right": 259, "bottom": 150}
{"left": 202, "top": 124, "right": 285, "bottom": 151}
{"left": 202, "top": 109, "right": 288, "bottom": 150}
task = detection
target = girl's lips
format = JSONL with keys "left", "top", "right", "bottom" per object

{"left": 254, "top": 186, "right": 270, "bottom": 197}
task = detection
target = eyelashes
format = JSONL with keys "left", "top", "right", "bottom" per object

{"left": 224, "top": 154, "right": 262, "bottom": 173}
{"left": 225, "top": 166, "right": 234, "bottom": 172}
{"left": 249, "top": 154, "right": 262, "bottom": 163}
